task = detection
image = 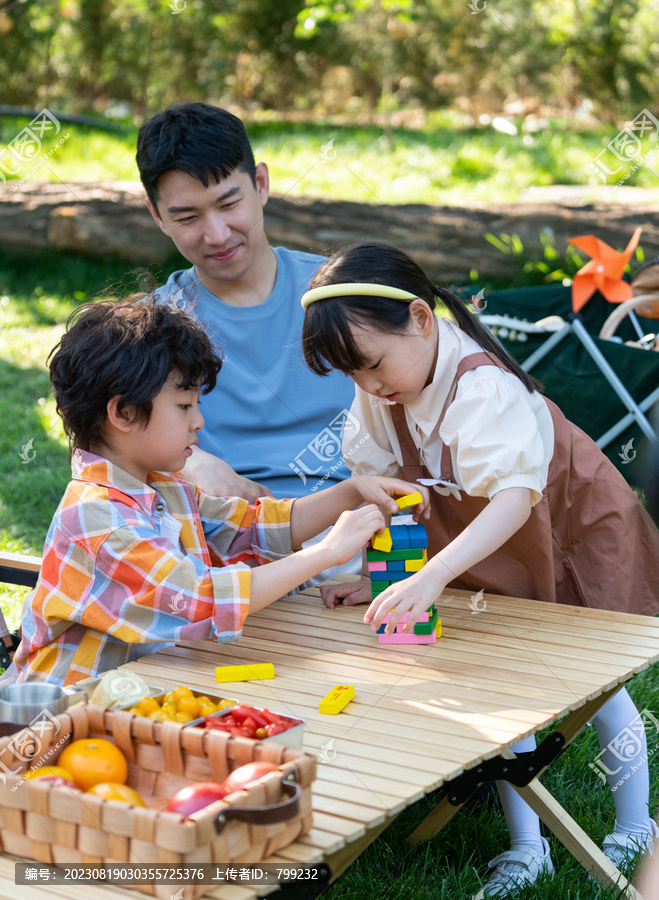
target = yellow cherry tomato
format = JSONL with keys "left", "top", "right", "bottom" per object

{"left": 195, "top": 695, "right": 211, "bottom": 705}
{"left": 198, "top": 701, "right": 217, "bottom": 716}
{"left": 175, "top": 711, "right": 193, "bottom": 724}
{"left": 217, "top": 699, "right": 235, "bottom": 711}
{"left": 177, "top": 697, "right": 201, "bottom": 718}
{"left": 138, "top": 696, "right": 160, "bottom": 716}
{"left": 87, "top": 783, "right": 146, "bottom": 806}
{"left": 23, "top": 765, "right": 74, "bottom": 782}
{"left": 172, "top": 686, "right": 194, "bottom": 704}
{"left": 162, "top": 691, "right": 175, "bottom": 705}
{"left": 161, "top": 702, "right": 177, "bottom": 715}
{"left": 148, "top": 709, "right": 168, "bottom": 721}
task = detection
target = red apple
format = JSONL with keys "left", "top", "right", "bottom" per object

{"left": 166, "top": 782, "right": 229, "bottom": 817}
{"left": 221, "top": 761, "right": 279, "bottom": 794}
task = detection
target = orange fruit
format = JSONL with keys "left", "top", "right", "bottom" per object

{"left": 87, "top": 783, "right": 145, "bottom": 806}
{"left": 23, "top": 765, "right": 74, "bottom": 782}
{"left": 58, "top": 739, "right": 128, "bottom": 791}
{"left": 138, "top": 697, "right": 159, "bottom": 716}
{"left": 177, "top": 696, "right": 201, "bottom": 718}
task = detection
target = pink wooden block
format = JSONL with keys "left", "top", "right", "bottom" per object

{"left": 378, "top": 632, "right": 437, "bottom": 644}
{"left": 368, "top": 561, "right": 387, "bottom": 572}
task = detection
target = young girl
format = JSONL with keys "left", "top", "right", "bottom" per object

{"left": 301, "top": 242, "right": 659, "bottom": 898}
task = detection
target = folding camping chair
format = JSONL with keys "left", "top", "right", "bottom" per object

{"left": 0, "top": 551, "right": 40, "bottom": 671}
{"left": 478, "top": 257, "right": 659, "bottom": 485}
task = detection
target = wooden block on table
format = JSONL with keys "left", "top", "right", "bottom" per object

{"left": 367, "top": 548, "right": 425, "bottom": 562}
{"left": 367, "top": 561, "right": 387, "bottom": 572}
{"left": 319, "top": 684, "right": 355, "bottom": 714}
{"left": 378, "top": 631, "right": 437, "bottom": 645}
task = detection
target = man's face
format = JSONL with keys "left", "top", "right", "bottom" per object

{"left": 147, "top": 164, "right": 270, "bottom": 288}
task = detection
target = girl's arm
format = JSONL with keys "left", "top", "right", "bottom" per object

{"left": 289, "top": 475, "right": 429, "bottom": 548}
{"left": 365, "top": 486, "right": 532, "bottom": 633}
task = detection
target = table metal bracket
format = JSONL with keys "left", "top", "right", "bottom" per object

{"left": 447, "top": 731, "right": 566, "bottom": 805}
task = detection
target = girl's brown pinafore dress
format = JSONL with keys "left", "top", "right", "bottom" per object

{"left": 390, "top": 351, "right": 659, "bottom": 615}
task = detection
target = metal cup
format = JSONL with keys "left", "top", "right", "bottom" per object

{"left": 0, "top": 683, "right": 88, "bottom": 726}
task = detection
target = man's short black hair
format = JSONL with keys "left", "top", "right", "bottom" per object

{"left": 136, "top": 102, "right": 257, "bottom": 210}
{"left": 49, "top": 297, "right": 222, "bottom": 452}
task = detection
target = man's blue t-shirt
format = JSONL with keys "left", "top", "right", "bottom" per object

{"left": 156, "top": 247, "right": 358, "bottom": 499}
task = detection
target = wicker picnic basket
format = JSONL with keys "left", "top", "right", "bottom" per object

{"left": 0, "top": 703, "right": 316, "bottom": 898}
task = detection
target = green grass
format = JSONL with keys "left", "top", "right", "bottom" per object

{"left": 1, "top": 248, "right": 658, "bottom": 896}
{"left": 2, "top": 113, "right": 658, "bottom": 205}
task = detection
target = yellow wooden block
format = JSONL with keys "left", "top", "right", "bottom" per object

{"left": 436, "top": 619, "right": 442, "bottom": 638}
{"left": 215, "top": 663, "right": 274, "bottom": 682}
{"left": 395, "top": 492, "right": 424, "bottom": 510}
{"left": 371, "top": 528, "right": 392, "bottom": 553}
{"left": 404, "top": 557, "right": 425, "bottom": 572}
{"left": 319, "top": 684, "right": 355, "bottom": 714}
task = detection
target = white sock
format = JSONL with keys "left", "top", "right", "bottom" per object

{"left": 590, "top": 687, "right": 654, "bottom": 837}
{"left": 496, "top": 734, "right": 545, "bottom": 855}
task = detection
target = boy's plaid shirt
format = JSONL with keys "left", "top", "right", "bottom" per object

{"left": 12, "top": 451, "right": 293, "bottom": 686}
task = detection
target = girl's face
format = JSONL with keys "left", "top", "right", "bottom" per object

{"left": 347, "top": 301, "right": 438, "bottom": 404}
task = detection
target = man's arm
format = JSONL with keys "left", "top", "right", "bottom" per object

{"left": 182, "top": 445, "right": 274, "bottom": 502}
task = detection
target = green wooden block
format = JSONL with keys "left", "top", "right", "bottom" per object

{"left": 414, "top": 608, "right": 438, "bottom": 634}
{"left": 366, "top": 548, "right": 425, "bottom": 562}
{"left": 370, "top": 581, "right": 392, "bottom": 593}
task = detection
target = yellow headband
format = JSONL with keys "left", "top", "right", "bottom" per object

{"left": 301, "top": 282, "right": 418, "bottom": 310}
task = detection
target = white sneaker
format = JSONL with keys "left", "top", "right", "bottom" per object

{"left": 602, "top": 819, "right": 659, "bottom": 869}
{"left": 472, "top": 838, "right": 554, "bottom": 899}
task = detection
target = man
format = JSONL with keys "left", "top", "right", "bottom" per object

{"left": 136, "top": 102, "right": 362, "bottom": 587}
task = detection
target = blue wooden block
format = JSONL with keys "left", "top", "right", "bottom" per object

{"left": 407, "top": 524, "right": 428, "bottom": 548}
{"left": 390, "top": 527, "right": 410, "bottom": 550}
{"left": 386, "top": 560, "right": 406, "bottom": 571}
{"left": 379, "top": 570, "right": 415, "bottom": 582}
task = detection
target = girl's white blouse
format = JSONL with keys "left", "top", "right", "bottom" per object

{"left": 343, "top": 318, "right": 555, "bottom": 506}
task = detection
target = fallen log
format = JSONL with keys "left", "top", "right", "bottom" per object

{"left": 1, "top": 181, "right": 657, "bottom": 283}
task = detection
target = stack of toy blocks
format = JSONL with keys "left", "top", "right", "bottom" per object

{"left": 367, "top": 493, "right": 440, "bottom": 645}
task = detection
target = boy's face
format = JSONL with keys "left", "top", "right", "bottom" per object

{"left": 108, "top": 375, "right": 204, "bottom": 482}
{"left": 147, "top": 164, "right": 270, "bottom": 292}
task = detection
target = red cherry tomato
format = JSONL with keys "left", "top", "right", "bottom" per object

{"left": 166, "top": 782, "right": 229, "bottom": 817}
{"left": 265, "top": 723, "right": 288, "bottom": 737}
{"left": 222, "top": 762, "right": 279, "bottom": 794}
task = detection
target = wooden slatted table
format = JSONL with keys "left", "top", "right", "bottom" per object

{"left": 2, "top": 578, "right": 659, "bottom": 900}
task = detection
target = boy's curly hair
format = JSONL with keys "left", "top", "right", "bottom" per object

{"left": 49, "top": 296, "right": 222, "bottom": 452}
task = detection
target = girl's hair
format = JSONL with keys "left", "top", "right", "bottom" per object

{"left": 302, "top": 242, "right": 536, "bottom": 393}
{"left": 49, "top": 295, "right": 223, "bottom": 452}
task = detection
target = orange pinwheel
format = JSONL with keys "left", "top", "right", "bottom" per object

{"left": 568, "top": 227, "right": 642, "bottom": 313}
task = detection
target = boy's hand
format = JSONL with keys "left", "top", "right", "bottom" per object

{"left": 320, "top": 505, "right": 385, "bottom": 568}
{"left": 321, "top": 576, "right": 372, "bottom": 609}
{"left": 364, "top": 570, "right": 443, "bottom": 635}
{"left": 350, "top": 476, "right": 430, "bottom": 520}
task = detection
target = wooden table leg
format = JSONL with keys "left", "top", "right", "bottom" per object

{"left": 512, "top": 777, "right": 642, "bottom": 899}
{"left": 408, "top": 794, "right": 463, "bottom": 847}
{"left": 324, "top": 813, "right": 400, "bottom": 883}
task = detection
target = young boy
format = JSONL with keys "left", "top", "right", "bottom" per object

{"left": 9, "top": 297, "right": 425, "bottom": 687}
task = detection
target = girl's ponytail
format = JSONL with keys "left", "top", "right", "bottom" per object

{"left": 435, "top": 287, "right": 538, "bottom": 394}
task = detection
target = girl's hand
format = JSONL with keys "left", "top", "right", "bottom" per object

{"left": 321, "top": 576, "right": 372, "bottom": 609}
{"left": 320, "top": 505, "right": 385, "bottom": 568}
{"left": 350, "top": 476, "right": 430, "bottom": 520}
{"left": 364, "top": 570, "right": 444, "bottom": 635}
